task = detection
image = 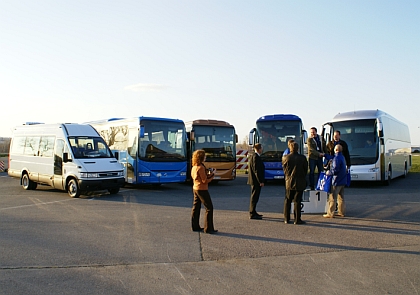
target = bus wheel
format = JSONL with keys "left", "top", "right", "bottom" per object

{"left": 67, "top": 179, "right": 81, "bottom": 198}
{"left": 108, "top": 188, "right": 120, "bottom": 194}
{"left": 403, "top": 163, "right": 408, "bottom": 178}
{"left": 22, "top": 173, "right": 37, "bottom": 190}
{"left": 384, "top": 168, "right": 392, "bottom": 186}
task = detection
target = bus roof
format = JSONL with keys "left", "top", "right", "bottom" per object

{"left": 331, "top": 109, "right": 394, "bottom": 122}
{"left": 256, "top": 114, "right": 302, "bottom": 122}
{"left": 88, "top": 117, "right": 184, "bottom": 124}
{"left": 187, "top": 119, "right": 233, "bottom": 127}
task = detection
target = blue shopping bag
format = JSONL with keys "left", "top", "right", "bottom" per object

{"left": 316, "top": 171, "right": 332, "bottom": 192}
{"left": 346, "top": 169, "right": 351, "bottom": 187}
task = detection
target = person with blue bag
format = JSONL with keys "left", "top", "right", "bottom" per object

{"left": 323, "top": 144, "right": 347, "bottom": 218}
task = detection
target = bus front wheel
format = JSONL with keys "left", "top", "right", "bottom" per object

{"left": 67, "top": 179, "right": 81, "bottom": 198}
{"left": 384, "top": 168, "right": 392, "bottom": 186}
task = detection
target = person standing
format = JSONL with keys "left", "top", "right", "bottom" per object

{"left": 191, "top": 150, "right": 218, "bottom": 234}
{"left": 282, "top": 139, "right": 295, "bottom": 202}
{"left": 282, "top": 139, "right": 295, "bottom": 159}
{"left": 307, "top": 127, "right": 326, "bottom": 190}
{"left": 326, "top": 130, "right": 351, "bottom": 170}
{"left": 248, "top": 143, "right": 265, "bottom": 219}
{"left": 323, "top": 144, "right": 347, "bottom": 218}
{"left": 283, "top": 142, "right": 308, "bottom": 225}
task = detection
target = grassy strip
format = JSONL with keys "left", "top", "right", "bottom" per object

{"left": 411, "top": 155, "right": 420, "bottom": 173}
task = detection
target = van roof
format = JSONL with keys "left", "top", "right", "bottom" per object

{"left": 13, "top": 123, "right": 99, "bottom": 137}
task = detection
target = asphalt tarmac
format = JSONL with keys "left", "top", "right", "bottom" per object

{"left": 0, "top": 171, "right": 419, "bottom": 295}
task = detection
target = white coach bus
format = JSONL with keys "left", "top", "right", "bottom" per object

{"left": 322, "top": 110, "right": 412, "bottom": 185}
{"left": 8, "top": 123, "right": 124, "bottom": 197}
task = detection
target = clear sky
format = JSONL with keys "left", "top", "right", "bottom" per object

{"left": 1, "top": 1, "right": 419, "bottom": 144}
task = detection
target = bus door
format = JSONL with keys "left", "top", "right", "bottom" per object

{"left": 125, "top": 126, "right": 139, "bottom": 183}
{"left": 53, "top": 139, "right": 65, "bottom": 190}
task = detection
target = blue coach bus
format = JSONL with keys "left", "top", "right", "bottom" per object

{"left": 89, "top": 117, "right": 187, "bottom": 184}
{"left": 249, "top": 114, "right": 307, "bottom": 180}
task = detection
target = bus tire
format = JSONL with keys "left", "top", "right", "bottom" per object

{"left": 384, "top": 167, "right": 392, "bottom": 186}
{"left": 108, "top": 188, "right": 120, "bottom": 194}
{"left": 67, "top": 178, "right": 81, "bottom": 198}
{"left": 22, "top": 173, "right": 37, "bottom": 190}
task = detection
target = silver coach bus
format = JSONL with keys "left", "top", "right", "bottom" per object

{"left": 322, "top": 110, "right": 412, "bottom": 185}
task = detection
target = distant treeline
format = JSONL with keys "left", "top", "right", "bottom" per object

{"left": 0, "top": 138, "right": 11, "bottom": 154}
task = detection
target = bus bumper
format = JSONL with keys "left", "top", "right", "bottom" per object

{"left": 349, "top": 168, "right": 380, "bottom": 181}
{"left": 79, "top": 177, "right": 125, "bottom": 191}
{"left": 265, "top": 170, "right": 284, "bottom": 180}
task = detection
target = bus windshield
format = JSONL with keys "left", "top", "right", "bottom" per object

{"left": 193, "top": 126, "right": 235, "bottom": 162}
{"left": 68, "top": 136, "right": 114, "bottom": 159}
{"left": 332, "top": 119, "right": 378, "bottom": 165}
{"left": 139, "top": 120, "right": 186, "bottom": 162}
{"left": 256, "top": 120, "right": 301, "bottom": 161}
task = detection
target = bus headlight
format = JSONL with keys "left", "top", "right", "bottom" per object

{"left": 180, "top": 172, "right": 186, "bottom": 176}
{"left": 139, "top": 172, "right": 151, "bottom": 177}
{"left": 117, "top": 171, "right": 124, "bottom": 176}
{"left": 368, "top": 168, "right": 379, "bottom": 172}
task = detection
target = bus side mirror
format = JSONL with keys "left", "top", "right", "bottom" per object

{"left": 63, "top": 152, "right": 70, "bottom": 163}
{"left": 190, "top": 131, "right": 195, "bottom": 141}
{"left": 302, "top": 130, "right": 308, "bottom": 143}
{"left": 140, "top": 125, "right": 145, "bottom": 138}
{"left": 114, "top": 151, "right": 119, "bottom": 160}
{"left": 377, "top": 121, "right": 384, "bottom": 138}
{"left": 235, "top": 134, "right": 238, "bottom": 143}
{"left": 248, "top": 128, "right": 256, "bottom": 146}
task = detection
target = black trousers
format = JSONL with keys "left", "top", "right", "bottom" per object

{"left": 192, "top": 190, "right": 214, "bottom": 232}
{"left": 249, "top": 184, "right": 262, "bottom": 216}
{"left": 284, "top": 189, "right": 303, "bottom": 222}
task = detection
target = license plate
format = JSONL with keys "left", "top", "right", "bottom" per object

{"left": 214, "top": 176, "right": 221, "bottom": 180}
{"left": 351, "top": 174, "right": 358, "bottom": 179}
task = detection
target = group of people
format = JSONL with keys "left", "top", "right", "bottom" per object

{"left": 307, "top": 127, "right": 351, "bottom": 219}
{"left": 189, "top": 127, "right": 351, "bottom": 233}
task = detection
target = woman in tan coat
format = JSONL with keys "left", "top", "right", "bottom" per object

{"left": 191, "top": 150, "right": 218, "bottom": 234}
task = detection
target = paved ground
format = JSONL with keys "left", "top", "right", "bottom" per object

{"left": 0, "top": 170, "right": 419, "bottom": 294}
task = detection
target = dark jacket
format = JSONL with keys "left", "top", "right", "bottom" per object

{"left": 330, "top": 152, "right": 347, "bottom": 186}
{"left": 247, "top": 153, "right": 265, "bottom": 185}
{"left": 283, "top": 151, "right": 308, "bottom": 191}
{"left": 327, "top": 140, "right": 351, "bottom": 167}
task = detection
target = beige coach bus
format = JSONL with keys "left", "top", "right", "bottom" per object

{"left": 185, "top": 119, "right": 237, "bottom": 182}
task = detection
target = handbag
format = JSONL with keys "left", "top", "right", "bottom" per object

{"left": 346, "top": 169, "right": 351, "bottom": 187}
{"left": 316, "top": 171, "right": 332, "bottom": 192}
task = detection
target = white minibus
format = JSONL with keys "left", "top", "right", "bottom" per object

{"left": 8, "top": 123, "right": 124, "bottom": 197}
{"left": 322, "top": 110, "right": 412, "bottom": 185}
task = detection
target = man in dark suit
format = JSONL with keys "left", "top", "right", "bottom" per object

{"left": 283, "top": 142, "right": 308, "bottom": 225}
{"left": 326, "top": 130, "right": 351, "bottom": 170}
{"left": 248, "top": 143, "right": 265, "bottom": 219}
